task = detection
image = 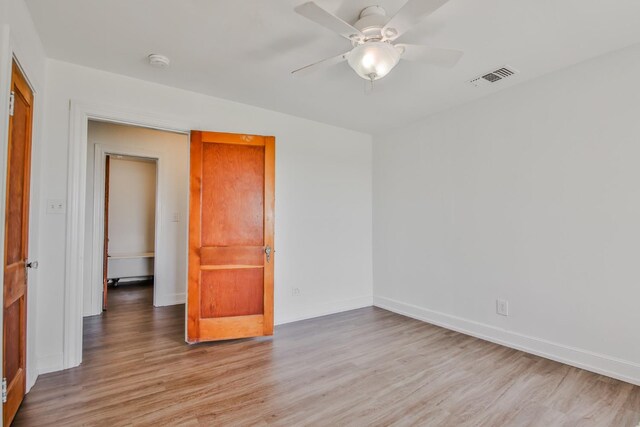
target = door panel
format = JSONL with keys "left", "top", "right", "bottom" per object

{"left": 188, "top": 131, "right": 274, "bottom": 343}
{"left": 6, "top": 101, "right": 26, "bottom": 267}
{"left": 4, "top": 303, "right": 20, "bottom": 385}
{"left": 200, "top": 269, "right": 264, "bottom": 318}
{"left": 3, "top": 61, "right": 33, "bottom": 426}
{"left": 102, "top": 155, "right": 110, "bottom": 311}
{"left": 200, "top": 246, "right": 264, "bottom": 266}
{"left": 201, "top": 143, "right": 264, "bottom": 246}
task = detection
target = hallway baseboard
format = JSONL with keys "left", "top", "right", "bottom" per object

{"left": 37, "top": 352, "right": 64, "bottom": 375}
{"left": 276, "top": 295, "right": 373, "bottom": 326}
{"left": 155, "top": 292, "right": 185, "bottom": 307}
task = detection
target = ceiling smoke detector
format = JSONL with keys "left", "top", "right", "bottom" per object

{"left": 148, "top": 54, "right": 170, "bottom": 68}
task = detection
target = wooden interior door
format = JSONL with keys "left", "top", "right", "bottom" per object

{"left": 188, "top": 131, "right": 274, "bottom": 343}
{"left": 3, "top": 61, "right": 34, "bottom": 426}
{"left": 102, "top": 155, "right": 110, "bottom": 311}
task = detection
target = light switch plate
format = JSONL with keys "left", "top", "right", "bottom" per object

{"left": 46, "top": 199, "right": 66, "bottom": 214}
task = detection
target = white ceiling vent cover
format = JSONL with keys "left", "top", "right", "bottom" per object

{"left": 469, "top": 66, "right": 518, "bottom": 87}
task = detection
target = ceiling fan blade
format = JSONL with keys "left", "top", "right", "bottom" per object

{"left": 383, "top": 0, "right": 451, "bottom": 40}
{"left": 294, "top": 2, "right": 364, "bottom": 40}
{"left": 291, "top": 51, "right": 350, "bottom": 76}
{"left": 397, "top": 44, "right": 463, "bottom": 67}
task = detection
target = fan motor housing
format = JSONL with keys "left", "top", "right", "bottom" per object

{"left": 354, "top": 6, "right": 387, "bottom": 41}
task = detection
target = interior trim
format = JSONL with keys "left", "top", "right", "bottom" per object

{"left": 64, "top": 101, "right": 191, "bottom": 369}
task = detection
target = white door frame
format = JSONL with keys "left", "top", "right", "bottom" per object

{"left": 65, "top": 101, "right": 191, "bottom": 369}
{"left": 90, "top": 144, "right": 161, "bottom": 315}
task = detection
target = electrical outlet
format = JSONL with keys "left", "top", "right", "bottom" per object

{"left": 46, "top": 199, "right": 66, "bottom": 214}
{"left": 292, "top": 288, "right": 300, "bottom": 296}
{"left": 496, "top": 299, "right": 509, "bottom": 316}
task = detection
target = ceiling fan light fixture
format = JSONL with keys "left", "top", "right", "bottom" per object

{"left": 292, "top": 1, "right": 463, "bottom": 81}
{"left": 347, "top": 41, "right": 401, "bottom": 81}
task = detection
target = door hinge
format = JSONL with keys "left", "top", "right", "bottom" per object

{"left": 2, "top": 377, "right": 7, "bottom": 403}
{"left": 8, "top": 91, "right": 15, "bottom": 117}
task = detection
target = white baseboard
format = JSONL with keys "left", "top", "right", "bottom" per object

{"left": 27, "top": 367, "right": 38, "bottom": 393}
{"left": 373, "top": 296, "right": 640, "bottom": 386}
{"left": 37, "top": 352, "right": 64, "bottom": 375}
{"left": 83, "top": 307, "right": 101, "bottom": 317}
{"left": 276, "top": 295, "right": 373, "bottom": 326}
{"left": 155, "top": 292, "right": 185, "bottom": 307}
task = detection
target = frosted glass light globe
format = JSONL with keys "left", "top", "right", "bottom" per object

{"left": 347, "top": 41, "right": 401, "bottom": 81}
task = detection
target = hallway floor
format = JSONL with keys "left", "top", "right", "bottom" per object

{"left": 13, "top": 284, "right": 640, "bottom": 426}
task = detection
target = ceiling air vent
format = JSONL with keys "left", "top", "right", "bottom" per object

{"left": 469, "top": 66, "right": 518, "bottom": 87}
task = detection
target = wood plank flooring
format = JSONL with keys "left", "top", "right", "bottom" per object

{"left": 13, "top": 283, "right": 640, "bottom": 426}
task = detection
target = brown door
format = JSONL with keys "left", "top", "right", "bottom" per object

{"left": 188, "top": 131, "right": 274, "bottom": 343}
{"left": 102, "top": 155, "right": 110, "bottom": 311}
{"left": 3, "top": 62, "right": 34, "bottom": 425}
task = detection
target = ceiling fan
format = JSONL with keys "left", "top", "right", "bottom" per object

{"left": 292, "top": 0, "right": 463, "bottom": 82}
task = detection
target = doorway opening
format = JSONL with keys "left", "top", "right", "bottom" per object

{"left": 103, "top": 154, "right": 157, "bottom": 310}
{"left": 83, "top": 119, "right": 189, "bottom": 328}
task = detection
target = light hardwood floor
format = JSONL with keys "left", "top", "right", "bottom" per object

{"left": 14, "top": 283, "right": 640, "bottom": 426}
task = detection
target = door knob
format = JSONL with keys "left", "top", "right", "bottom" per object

{"left": 26, "top": 261, "right": 39, "bottom": 269}
{"left": 265, "top": 246, "right": 272, "bottom": 263}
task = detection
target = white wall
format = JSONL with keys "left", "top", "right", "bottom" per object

{"left": 37, "top": 59, "right": 373, "bottom": 373}
{"left": 373, "top": 43, "right": 640, "bottom": 385}
{"left": 108, "top": 156, "right": 157, "bottom": 256}
{"left": 83, "top": 121, "right": 188, "bottom": 314}
{"left": 0, "top": 0, "right": 47, "bottom": 395}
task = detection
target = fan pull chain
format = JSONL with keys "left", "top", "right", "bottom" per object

{"left": 364, "top": 73, "right": 376, "bottom": 94}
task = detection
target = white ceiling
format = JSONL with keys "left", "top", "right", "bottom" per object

{"left": 25, "top": 0, "right": 640, "bottom": 133}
